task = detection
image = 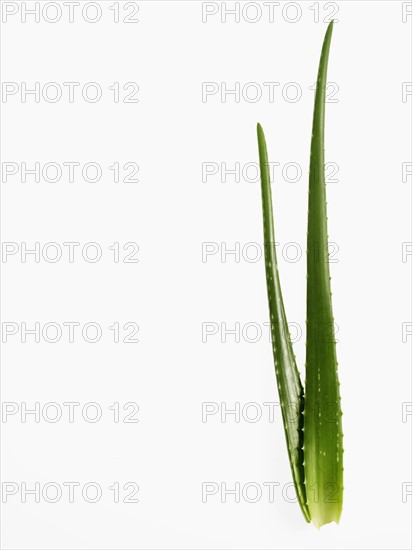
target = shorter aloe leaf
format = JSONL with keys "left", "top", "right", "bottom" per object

{"left": 257, "top": 123, "right": 310, "bottom": 523}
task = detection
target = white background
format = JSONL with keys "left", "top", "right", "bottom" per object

{"left": 1, "top": 1, "right": 411, "bottom": 549}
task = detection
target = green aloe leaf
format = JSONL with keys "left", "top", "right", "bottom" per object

{"left": 256, "top": 21, "right": 343, "bottom": 527}
{"left": 304, "top": 20, "right": 343, "bottom": 528}
{"left": 257, "top": 123, "right": 310, "bottom": 522}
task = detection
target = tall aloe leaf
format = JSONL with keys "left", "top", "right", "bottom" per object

{"left": 257, "top": 123, "right": 310, "bottom": 522}
{"left": 304, "top": 20, "right": 343, "bottom": 528}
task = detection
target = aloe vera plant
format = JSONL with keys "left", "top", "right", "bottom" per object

{"left": 257, "top": 21, "right": 343, "bottom": 527}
